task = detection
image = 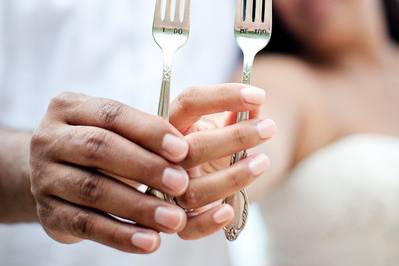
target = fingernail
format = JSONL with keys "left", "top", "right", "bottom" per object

{"left": 256, "top": 119, "right": 277, "bottom": 139}
{"left": 162, "top": 167, "right": 189, "bottom": 195}
{"left": 241, "top": 86, "right": 266, "bottom": 105}
{"left": 213, "top": 205, "right": 234, "bottom": 224}
{"left": 155, "top": 207, "right": 185, "bottom": 231}
{"left": 249, "top": 154, "right": 270, "bottom": 176}
{"left": 162, "top": 134, "right": 189, "bottom": 161}
{"left": 131, "top": 232, "right": 158, "bottom": 252}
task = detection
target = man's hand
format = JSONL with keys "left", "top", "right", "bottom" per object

{"left": 30, "top": 92, "right": 192, "bottom": 253}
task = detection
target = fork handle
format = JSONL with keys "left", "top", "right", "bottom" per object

{"left": 224, "top": 59, "right": 253, "bottom": 241}
{"left": 157, "top": 66, "right": 171, "bottom": 119}
{"left": 146, "top": 64, "right": 176, "bottom": 204}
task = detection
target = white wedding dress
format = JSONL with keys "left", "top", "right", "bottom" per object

{"left": 260, "top": 134, "right": 399, "bottom": 266}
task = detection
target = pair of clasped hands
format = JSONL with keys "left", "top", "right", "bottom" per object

{"left": 30, "top": 83, "right": 276, "bottom": 254}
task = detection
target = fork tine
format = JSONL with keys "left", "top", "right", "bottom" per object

{"left": 174, "top": 0, "right": 182, "bottom": 22}
{"left": 264, "top": 0, "right": 272, "bottom": 24}
{"left": 235, "top": 0, "right": 243, "bottom": 24}
{"left": 154, "top": 0, "right": 163, "bottom": 24}
{"left": 182, "top": 0, "right": 191, "bottom": 26}
{"left": 255, "top": 0, "right": 263, "bottom": 23}
{"left": 261, "top": 0, "right": 272, "bottom": 28}
{"left": 164, "top": 0, "right": 172, "bottom": 22}
{"left": 246, "top": 0, "right": 254, "bottom": 22}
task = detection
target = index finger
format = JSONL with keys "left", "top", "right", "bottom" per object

{"left": 170, "top": 83, "right": 266, "bottom": 132}
{"left": 48, "top": 92, "right": 188, "bottom": 163}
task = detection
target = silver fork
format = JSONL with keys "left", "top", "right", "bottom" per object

{"left": 224, "top": 0, "right": 272, "bottom": 241}
{"left": 146, "top": 0, "right": 191, "bottom": 204}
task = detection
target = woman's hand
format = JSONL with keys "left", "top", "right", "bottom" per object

{"left": 169, "top": 83, "right": 276, "bottom": 240}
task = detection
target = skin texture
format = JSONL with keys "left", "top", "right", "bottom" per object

{"left": 0, "top": 129, "right": 36, "bottom": 223}
{"left": 0, "top": 83, "right": 276, "bottom": 254}
{"left": 245, "top": 0, "right": 399, "bottom": 198}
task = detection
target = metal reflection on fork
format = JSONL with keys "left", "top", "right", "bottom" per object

{"left": 145, "top": 0, "right": 191, "bottom": 204}
{"left": 224, "top": 0, "right": 272, "bottom": 241}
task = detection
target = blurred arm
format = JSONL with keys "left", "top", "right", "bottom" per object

{"left": 0, "top": 128, "right": 37, "bottom": 223}
{"left": 234, "top": 55, "right": 319, "bottom": 200}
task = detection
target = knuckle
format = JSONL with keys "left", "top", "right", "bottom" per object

{"left": 140, "top": 164, "right": 153, "bottom": 180}
{"left": 175, "top": 87, "right": 198, "bottom": 112}
{"left": 104, "top": 224, "right": 121, "bottom": 244}
{"left": 78, "top": 173, "right": 105, "bottom": 204}
{"left": 30, "top": 129, "right": 51, "bottom": 151}
{"left": 49, "top": 92, "right": 80, "bottom": 111}
{"left": 178, "top": 186, "right": 199, "bottom": 209}
{"left": 229, "top": 171, "right": 246, "bottom": 189}
{"left": 36, "top": 199, "right": 55, "bottom": 226}
{"left": 32, "top": 172, "right": 52, "bottom": 196}
{"left": 30, "top": 128, "right": 56, "bottom": 166}
{"left": 71, "top": 210, "right": 94, "bottom": 238}
{"left": 154, "top": 115, "right": 172, "bottom": 131}
{"left": 82, "top": 130, "right": 109, "bottom": 161}
{"left": 98, "top": 100, "right": 124, "bottom": 126}
{"left": 232, "top": 126, "right": 249, "bottom": 147}
{"left": 185, "top": 136, "right": 206, "bottom": 166}
{"left": 134, "top": 158, "right": 165, "bottom": 183}
{"left": 29, "top": 162, "right": 50, "bottom": 196}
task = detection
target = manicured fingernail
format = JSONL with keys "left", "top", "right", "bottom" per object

{"left": 213, "top": 205, "right": 234, "bottom": 224}
{"left": 241, "top": 86, "right": 266, "bottom": 105}
{"left": 256, "top": 119, "right": 277, "bottom": 139}
{"left": 155, "top": 207, "right": 185, "bottom": 231}
{"left": 249, "top": 154, "right": 270, "bottom": 176}
{"left": 162, "top": 167, "right": 189, "bottom": 195}
{"left": 162, "top": 134, "right": 189, "bottom": 161}
{"left": 131, "top": 232, "right": 158, "bottom": 251}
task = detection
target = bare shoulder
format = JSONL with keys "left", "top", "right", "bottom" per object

{"left": 249, "top": 54, "right": 322, "bottom": 116}
{"left": 249, "top": 55, "right": 332, "bottom": 165}
{"left": 252, "top": 54, "right": 319, "bottom": 94}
